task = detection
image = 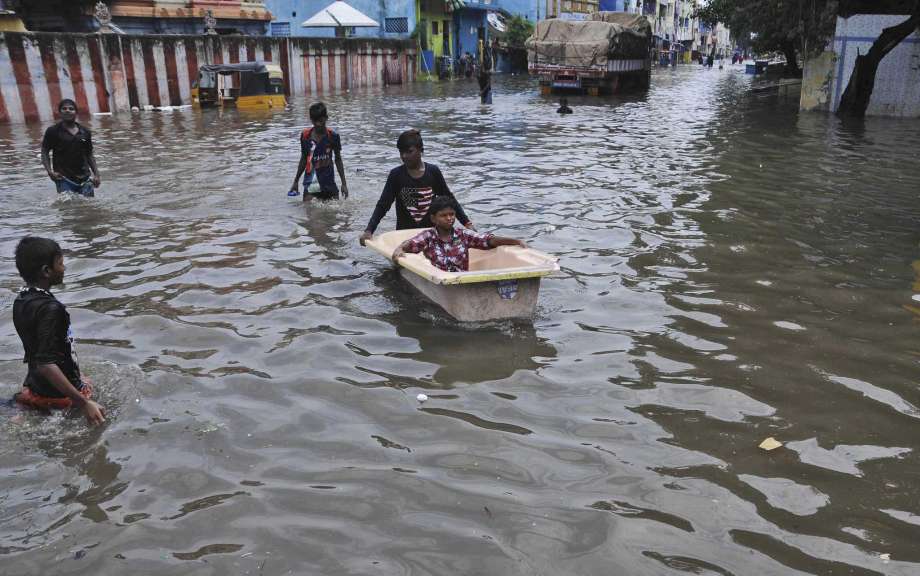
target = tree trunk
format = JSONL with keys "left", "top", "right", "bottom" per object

{"left": 836, "top": 9, "right": 920, "bottom": 118}
{"left": 780, "top": 41, "right": 801, "bottom": 77}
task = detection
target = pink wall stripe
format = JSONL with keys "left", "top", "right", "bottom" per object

{"left": 0, "top": 33, "right": 417, "bottom": 125}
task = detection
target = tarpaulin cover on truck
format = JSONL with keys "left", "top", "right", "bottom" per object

{"left": 526, "top": 12, "right": 651, "bottom": 68}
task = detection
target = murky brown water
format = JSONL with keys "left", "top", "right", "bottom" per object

{"left": 2, "top": 67, "right": 920, "bottom": 575}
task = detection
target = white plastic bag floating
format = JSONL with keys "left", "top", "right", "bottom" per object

{"left": 758, "top": 437, "right": 783, "bottom": 451}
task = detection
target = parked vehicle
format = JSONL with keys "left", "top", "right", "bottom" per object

{"left": 191, "top": 62, "right": 285, "bottom": 110}
{"left": 526, "top": 12, "right": 652, "bottom": 96}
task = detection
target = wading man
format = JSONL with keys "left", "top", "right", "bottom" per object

{"left": 478, "top": 40, "right": 494, "bottom": 105}
{"left": 41, "top": 99, "right": 101, "bottom": 197}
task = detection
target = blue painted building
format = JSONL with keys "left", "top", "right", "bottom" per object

{"left": 264, "top": 0, "right": 416, "bottom": 39}
{"left": 263, "top": 0, "right": 544, "bottom": 74}
{"left": 452, "top": 0, "right": 535, "bottom": 71}
{"left": 598, "top": 0, "right": 625, "bottom": 11}
{"left": 452, "top": 2, "right": 490, "bottom": 62}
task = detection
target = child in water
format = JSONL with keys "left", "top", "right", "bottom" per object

{"left": 289, "top": 102, "right": 349, "bottom": 200}
{"left": 12, "top": 237, "right": 105, "bottom": 425}
{"left": 392, "top": 196, "right": 526, "bottom": 272}
{"left": 557, "top": 97, "right": 573, "bottom": 114}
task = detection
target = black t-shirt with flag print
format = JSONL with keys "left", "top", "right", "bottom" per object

{"left": 365, "top": 163, "right": 470, "bottom": 233}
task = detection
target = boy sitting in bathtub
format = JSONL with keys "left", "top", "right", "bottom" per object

{"left": 392, "top": 196, "right": 527, "bottom": 273}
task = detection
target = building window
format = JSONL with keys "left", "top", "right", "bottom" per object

{"left": 562, "top": 0, "right": 598, "bottom": 14}
{"left": 271, "top": 22, "right": 291, "bottom": 36}
{"left": 432, "top": 20, "right": 438, "bottom": 35}
{"left": 385, "top": 17, "right": 409, "bottom": 33}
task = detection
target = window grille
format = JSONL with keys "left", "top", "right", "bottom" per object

{"left": 271, "top": 22, "right": 291, "bottom": 37}
{"left": 385, "top": 17, "right": 409, "bottom": 33}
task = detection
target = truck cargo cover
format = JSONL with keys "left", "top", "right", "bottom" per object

{"left": 526, "top": 13, "right": 651, "bottom": 68}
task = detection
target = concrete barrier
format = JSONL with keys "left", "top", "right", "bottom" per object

{"left": 0, "top": 32, "right": 416, "bottom": 124}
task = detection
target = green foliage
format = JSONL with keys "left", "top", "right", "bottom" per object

{"left": 505, "top": 15, "right": 535, "bottom": 50}
{"left": 694, "top": 0, "right": 838, "bottom": 57}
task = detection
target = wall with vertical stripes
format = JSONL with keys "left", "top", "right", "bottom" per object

{"left": 0, "top": 32, "right": 416, "bottom": 125}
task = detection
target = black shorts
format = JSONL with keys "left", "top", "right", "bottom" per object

{"left": 310, "top": 185, "right": 339, "bottom": 200}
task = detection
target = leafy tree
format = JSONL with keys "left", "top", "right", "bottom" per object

{"left": 695, "top": 0, "right": 920, "bottom": 117}
{"left": 695, "top": 0, "right": 838, "bottom": 76}
{"left": 505, "top": 15, "right": 535, "bottom": 50}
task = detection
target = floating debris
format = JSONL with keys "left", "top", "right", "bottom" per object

{"left": 759, "top": 437, "right": 783, "bottom": 451}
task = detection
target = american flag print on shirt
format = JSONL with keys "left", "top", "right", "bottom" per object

{"left": 398, "top": 186, "right": 433, "bottom": 223}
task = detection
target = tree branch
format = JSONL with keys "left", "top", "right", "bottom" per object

{"left": 868, "top": 12, "right": 920, "bottom": 60}
{"left": 835, "top": 2, "right": 920, "bottom": 117}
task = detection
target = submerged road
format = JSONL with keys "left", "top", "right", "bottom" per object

{"left": 1, "top": 67, "right": 920, "bottom": 574}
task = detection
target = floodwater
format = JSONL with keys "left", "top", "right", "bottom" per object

{"left": 1, "top": 66, "right": 920, "bottom": 575}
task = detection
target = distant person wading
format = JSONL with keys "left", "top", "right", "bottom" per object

{"left": 478, "top": 40, "right": 495, "bottom": 105}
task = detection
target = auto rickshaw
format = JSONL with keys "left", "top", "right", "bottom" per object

{"left": 191, "top": 62, "right": 286, "bottom": 110}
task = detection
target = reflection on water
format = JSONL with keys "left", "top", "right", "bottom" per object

{"left": 0, "top": 360, "right": 139, "bottom": 559}
{"left": 371, "top": 269, "right": 557, "bottom": 386}
{"left": 1, "top": 68, "right": 920, "bottom": 573}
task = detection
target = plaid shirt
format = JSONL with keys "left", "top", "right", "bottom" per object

{"left": 403, "top": 228, "right": 494, "bottom": 272}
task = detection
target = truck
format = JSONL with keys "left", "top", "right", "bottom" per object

{"left": 526, "top": 12, "right": 652, "bottom": 96}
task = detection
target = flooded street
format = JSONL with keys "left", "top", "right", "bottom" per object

{"left": 2, "top": 66, "right": 920, "bottom": 574}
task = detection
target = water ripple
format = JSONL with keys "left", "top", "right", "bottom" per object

{"left": 1, "top": 68, "right": 919, "bottom": 573}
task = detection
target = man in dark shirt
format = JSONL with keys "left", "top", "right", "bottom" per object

{"left": 41, "top": 99, "right": 101, "bottom": 197}
{"left": 12, "top": 236, "right": 105, "bottom": 425}
{"left": 478, "top": 39, "right": 495, "bottom": 105}
{"left": 360, "top": 129, "right": 474, "bottom": 245}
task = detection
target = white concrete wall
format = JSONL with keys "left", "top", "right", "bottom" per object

{"left": 823, "top": 15, "right": 920, "bottom": 117}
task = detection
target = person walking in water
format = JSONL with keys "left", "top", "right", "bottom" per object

{"left": 478, "top": 39, "right": 494, "bottom": 104}
{"left": 41, "top": 99, "right": 101, "bottom": 197}
{"left": 360, "top": 129, "right": 474, "bottom": 245}
{"left": 289, "top": 102, "right": 349, "bottom": 201}
{"left": 12, "top": 237, "right": 105, "bottom": 425}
